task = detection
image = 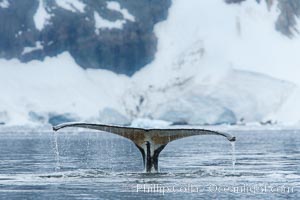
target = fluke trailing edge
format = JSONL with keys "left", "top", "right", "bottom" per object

{"left": 53, "top": 122, "right": 236, "bottom": 173}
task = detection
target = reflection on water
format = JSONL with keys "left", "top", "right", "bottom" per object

{"left": 0, "top": 129, "right": 299, "bottom": 199}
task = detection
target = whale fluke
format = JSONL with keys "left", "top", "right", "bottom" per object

{"left": 53, "top": 122, "right": 236, "bottom": 172}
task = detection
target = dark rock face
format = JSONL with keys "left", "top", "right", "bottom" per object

{"left": 0, "top": 0, "right": 171, "bottom": 76}
{"left": 0, "top": 0, "right": 39, "bottom": 59}
{"left": 276, "top": 0, "right": 300, "bottom": 37}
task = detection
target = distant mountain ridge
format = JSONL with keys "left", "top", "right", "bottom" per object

{"left": 1, "top": 0, "right": 300, "bottom": 126}
{"left": 0, "top": 0, "right": 299, "bottom": 75}
{"left": 0, "top": 0, "right": 171, "bottom": 75}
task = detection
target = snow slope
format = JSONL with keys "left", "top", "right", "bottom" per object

{"left": 0, "top": 51, "right": 296, "bottom": 126}
{"left": 134, "top": 0, "right": 300, "bottom": 85}
{"left": 133, "top": 0, "right": 300, "bottom": 124}
{"left": 0, "top": 53, "right": 130, "bottom": 125}
{"left": 1, "top": 0, "right": 300, "bottom": 126}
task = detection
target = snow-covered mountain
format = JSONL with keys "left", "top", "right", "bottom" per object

{"left": 0, "top": 0, "right": 171, "bottom": 75}
{"left": 1, "top": 0, "right": 300, "bottom": 126}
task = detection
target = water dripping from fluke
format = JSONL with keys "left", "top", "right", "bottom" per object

{"left": 53, "top": 131, "right": 61, "bottom": 172}
{"left": 52, "top": 122, "right": 236, "bottom": 173}
{"left": 230, "top": 141, "right": 236, "bottom": 172}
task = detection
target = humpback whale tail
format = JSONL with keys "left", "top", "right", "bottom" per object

{"left": 53, "top": 122, "right": 236, "bottom": 173}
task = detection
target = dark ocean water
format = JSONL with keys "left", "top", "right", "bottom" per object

{"left": 0, "top": 128, "right": 299, "bottom": 199}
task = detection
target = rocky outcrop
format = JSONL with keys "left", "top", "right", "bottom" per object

{"left": 0, "top": 0, "right": 171, "bottom": 76}
{"left": 276, "top": 0, "right": 300, "bottom": 36}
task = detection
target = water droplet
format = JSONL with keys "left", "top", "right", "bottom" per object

{"left": 230, "top": 141, "right": 236, "bottom": 172}
{"left": 53, "top": 132, "right": 61, "bottom": 171}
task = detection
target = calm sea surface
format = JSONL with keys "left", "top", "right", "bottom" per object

{"left": 0, "top": 128, "right": 299, "bottom": 199}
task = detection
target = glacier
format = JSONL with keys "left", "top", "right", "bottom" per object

{"left": 1, "top": 0, "right": 300, "bottom": 126}
{"left": 0, "top": 51, "right": 297, "bottom": 126}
